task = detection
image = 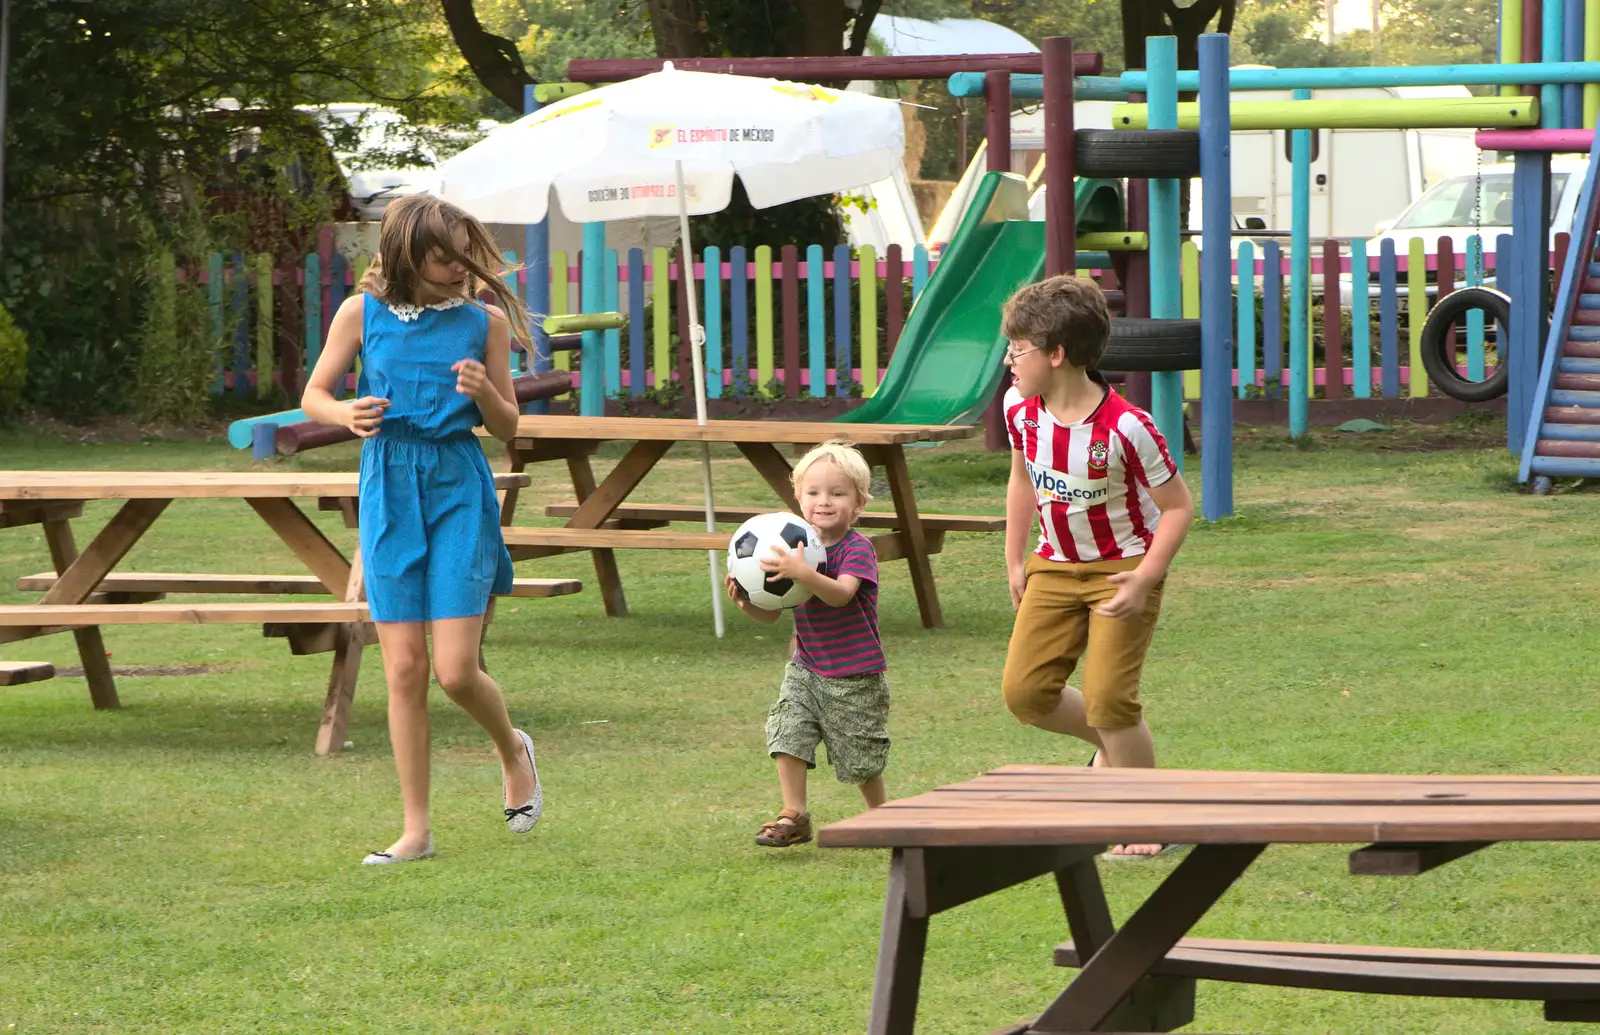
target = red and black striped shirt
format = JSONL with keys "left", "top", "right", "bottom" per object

{"left": 792, "top": 530, "right": 885, "bottom": 678}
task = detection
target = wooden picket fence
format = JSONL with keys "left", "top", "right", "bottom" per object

{"left": 181, "top": 226, "right": 1552, "bottom": 417}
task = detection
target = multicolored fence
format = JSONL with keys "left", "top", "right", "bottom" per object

{"left": 181, "top": 227, "right": 1557, "bottom": 416}
{"left": 182, "top": 229, "right": 935, "bottom": 403}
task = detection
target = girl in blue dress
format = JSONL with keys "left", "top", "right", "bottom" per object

{"left": 303, "top": 195, "right": 541, "bottom": 865}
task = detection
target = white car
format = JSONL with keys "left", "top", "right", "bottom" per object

{"left": 1341, "top": 159, "right": 1587, "bottom": 305}
{"left": 298, "top": 103, "right": 443, "bottom": 221}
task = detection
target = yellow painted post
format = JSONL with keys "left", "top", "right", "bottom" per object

{"left": 859, "top": 245, "right": 879, "bottom": 396}
{"left": 1503, "top": 0, "right": 1523, "bottom": 99}
{"left": 1587, "top": 0, "right": 1600, "bottom": 126}
{"left": 755, "top": 245, "right": 775, "bottom": 397}
{"left": 1407, "top": 237, "right": 1430, "bottom": 397}
{"left": 1182, "top": 241, "right": 1202, "bottom": 399}
{"left": 551, "top": 251, "right": 571, "bottom": 399}
{"left": 254, "top": 254, "right": 273, "bottom": 401}
{"left": 652, "top": 246, "right": 671, "bottom": 390}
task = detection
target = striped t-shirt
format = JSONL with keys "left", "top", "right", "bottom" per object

{"left": 1005, "top": 385, "right": 1178, "bottom": 563}
{"left": 792, "top": 530, "right": 884, "bottom": 678}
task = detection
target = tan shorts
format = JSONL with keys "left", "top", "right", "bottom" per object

{"left": 1001, "top": 554, "right": 1165, "bottom": 730}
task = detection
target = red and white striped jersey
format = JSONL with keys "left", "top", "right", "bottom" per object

{"left": 1004, "top": 386, "right": 1178, "bottom": 563}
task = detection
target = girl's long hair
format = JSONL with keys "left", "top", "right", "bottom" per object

{"left": 359, "top": 194, "right": 533, "bottom": 348}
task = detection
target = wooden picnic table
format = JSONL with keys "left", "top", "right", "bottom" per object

{"left": 820, "top": 765, "right": 1600, "bottom": 1034}
{"left": 0, "top": 470, "right": 553, "bottom": 755}
{"left": 496, "top": 417, "right": 987, "bottom": 629}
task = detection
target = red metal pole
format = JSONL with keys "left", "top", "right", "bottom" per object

{"left": 1043, "top": 37, "right": 1076, "bottom": 278}
{"left": 567, "top": 52, "right": 1104, "bottom": 83}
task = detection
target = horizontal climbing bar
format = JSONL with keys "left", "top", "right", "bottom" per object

{"left": 543, "top": 312, "right": 627, "bottom": 334}
{"left": 1111, "top": 97, "right": 1539, "bottom": 130}
{"left": 1477, "top": 128, "right": 1596, "bottom": 151}
{"left": 948, "top": 62, "right": 1600, "bottom": 99}
{"left": 1078, "top": 232, "right": 1148, "bottom": 251}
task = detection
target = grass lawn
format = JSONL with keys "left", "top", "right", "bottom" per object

{"left": 5, "top": 416, "right": 1600, "bottom": 1033}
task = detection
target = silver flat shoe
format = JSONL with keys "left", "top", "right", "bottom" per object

{"left": 362, "top": 837, "right": 434, "bottom": 866}
{"left": 504, "top": 727, "right": 543, "bottom": 834}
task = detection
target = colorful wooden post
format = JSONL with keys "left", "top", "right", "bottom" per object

{"left": 730, "top": 245, "right": 749, "bottom": 395}
{"left": 1198, "top": 32, "right": 1234, "bottom": 518}
{"left": 832, "top": 244, "right": 852, "bottom": 395}
{"left": 209, "top": 253, "right": 225, "bottom": 394}
{"left": 755, "top": 245, "right": 775, "bottom": 396}
{"left": 1147, "top": 35, "right": 1185, "bottom": 458}
{"left": 524, "top": 84, "right": 552, "bottom": 414}
{"left": 704, "top": 247, "right": 723, "bottom": 399}
{"left": 807, "top": 245, "right": 825, "bottom": 396}
{"left": 781, "top": 245, "right": 800, "bottom": 397}
{"left": 1289, "top": 87, "right": 1312, "bottom": 436}
{"left": 231, "top": 252, "right": 249, "bottom": 399}
{"left": 1379, "top": 238, "right": 1400, "bottom": 398}
{"left": 859, "top": 244, "right": 878, "bottom": 396}
{"left": 627, "top": 249, "right": 647, "bottom": 394}
{"left": 1236, "top": 240, "right": 1256, "bottom": 398}
{"left": 1323, "top": 238, "right": 1343, "bottom": 400}
{"left": 254, "top": 254, "right": 274, "bottom": 400}
{"left": 1351, "top": 239, "right": 1372, "bottom": 398}
{"left": 604, "top": 248, "right": 621, "bottom": 399}
{"left": 651, "top": 246, "right": 670, "bottom": 392}
{"left": 1263, "top": 241, "right": 1284, "bottom": 400}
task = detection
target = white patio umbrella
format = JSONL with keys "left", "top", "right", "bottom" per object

{"left": 437, "top": 63, "right": 906, "bottom": 636}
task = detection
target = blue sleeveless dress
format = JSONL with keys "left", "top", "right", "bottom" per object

{"left": 356, "top": 293, "right": 514, "bottom": 623}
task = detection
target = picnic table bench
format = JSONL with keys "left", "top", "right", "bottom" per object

{"left": 820, "top": 765, "right": 1600, "bottom": 1034}
{"left": 496, "top": 416, "right": 991, "bottom": 628}
{"left": 0, "top": 471, "right": 576, "bottom": 755}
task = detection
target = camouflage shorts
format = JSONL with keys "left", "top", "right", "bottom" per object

{"left": 765, "top": 661, "right": 890, "bottom": 785}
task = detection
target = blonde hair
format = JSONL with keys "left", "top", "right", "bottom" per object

{"left": 359, "top": 194, "right": 533, "bottom": 347}
{"left": 792, "top": 440, "right": 873, "bottom": 507}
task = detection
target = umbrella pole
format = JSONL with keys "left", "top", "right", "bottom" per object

{"left": 676, "top": 159, "right": 725, "bottom": 639}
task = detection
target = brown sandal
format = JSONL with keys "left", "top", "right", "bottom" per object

{"left": 755, "top": 808, "right": 813, "bottom": 847}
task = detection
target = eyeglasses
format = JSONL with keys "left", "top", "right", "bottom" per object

{"left": 1004, "top": 345, "right": 1040, "bottom": 364}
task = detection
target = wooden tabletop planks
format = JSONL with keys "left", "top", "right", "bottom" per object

{"left": 506, "top": 416, "right": 977, "bottom": 446}
{"left": 0, "top": 471, "right": 530, "bottom": 501}
{"left": 817, "top": 766, "right": 1600, "bottom": 848}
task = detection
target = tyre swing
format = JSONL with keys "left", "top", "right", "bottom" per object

{"left": 1418, "top": 155, "right": 1509, "bottom": 403}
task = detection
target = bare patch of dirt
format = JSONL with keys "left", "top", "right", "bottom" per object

{"left": 15, "top": 414, "right": 230, "bottom": 444}
{"left": 57, "top": 664, "right": 224, "bottom": 678}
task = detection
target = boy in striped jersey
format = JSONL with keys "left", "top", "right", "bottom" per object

{"left": 726, "top": 441, "right": 889, "bottom": 848}
{"left": 1000, "top": 275, "right": 1194, "bottom": 858}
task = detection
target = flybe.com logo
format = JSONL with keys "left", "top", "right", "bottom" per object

{"left": 1026, "top": 458, "right": 1108, "bottom": 506}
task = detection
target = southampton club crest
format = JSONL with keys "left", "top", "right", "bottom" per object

{"left": 1087, "top": 439, "right": 1110, "bottom": 472}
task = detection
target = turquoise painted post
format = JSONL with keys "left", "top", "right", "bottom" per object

{"left": 807, "top": 244, "right": 825, "bottom": 395}
{"left": 580, "top": 222, "right": 606, "bottom": 415}
{"left": 603, "top": 248, "right": 620, "bottom": 397}
{"left": 1289, "top": 87, "right": 1312, "bottom": 437}
{"left": 1467, "top": 234, "right": 1487, "bottom": 380}
{"left": 1544, "top": 0, "right": 1565, "bottom": 128}
{"left": 1351, "top": 238, "right": 1373, "bottom": 398}
{"left": 209, "top": 253, "right": 225, "bottom": 394}
{"left": 912, "top": 244, "right": 930, "bottom": 299}
{"left": 303, "top": 253, "right": 321, "bottom": 383}
{"left": 1147, "top": 36, "right": 1184, "bottom": 463}
{"left": 704, "top": 246, "right": 723, "bottom": 399}
{"left": 1236, "top": 240, "right": 1256, "bottom": 398}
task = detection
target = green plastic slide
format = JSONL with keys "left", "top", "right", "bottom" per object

{"left": 840, "top": 171, "right": 1123, "bottom": 426}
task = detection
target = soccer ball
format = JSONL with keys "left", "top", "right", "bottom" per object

{"left": 727, "top": 512, "right": 826, "bottom": 610}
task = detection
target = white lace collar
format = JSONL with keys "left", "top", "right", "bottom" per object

{"left": 387, "top": 297, "right": 467, "bottom": 322}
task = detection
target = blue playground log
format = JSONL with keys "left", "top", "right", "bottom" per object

{"left": 947, "top": 62, "right": 1600, "bottom": 99}
{"left": 229, "top": 410, "right": 308, "bottom": 449}
{"left": 1146, "top": 37, "right": 1184, "bottom": 469}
